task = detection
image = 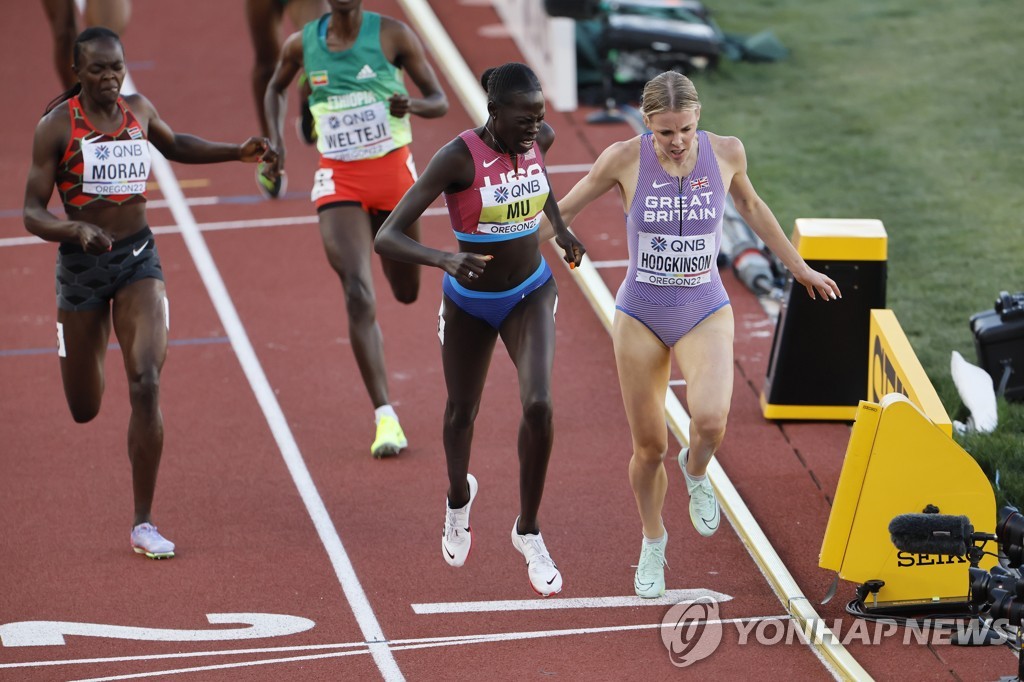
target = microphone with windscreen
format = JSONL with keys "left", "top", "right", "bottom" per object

{"left": 888, "top": 514, "right": 977, "bottom": 556}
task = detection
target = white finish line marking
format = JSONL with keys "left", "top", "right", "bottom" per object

{"left": 412, "top": 588, "right": 731, "bottom": 614}
{"left": 0, "top": 614, "right": 314, "bottom": 647}
{"left": 2, "top": 616, "right": 788, "bottom": 679}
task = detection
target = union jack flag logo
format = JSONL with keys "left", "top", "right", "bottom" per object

{"left": 94, "top": 145, "right": 110, "bottom": 160}
{"left": 690, "top": 176, "right": 709, "bottom": 190}
{"left": 494, "top": 186, "right": 510, "bottom": 203}
{"left": 650, "top": 236, "right": 668, "bottom": 252}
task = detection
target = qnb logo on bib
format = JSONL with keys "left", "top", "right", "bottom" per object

{"left": 318, "top": 101, "right": 395, "bottom": 162}
{"left": 636, "top": 231, "right": 716, "bottom": 287}
{"left": 476, "top": 167, "right": 549, "bottom": 236}
{"left": 82, "top": 137, "right": 151, "bottom": 195}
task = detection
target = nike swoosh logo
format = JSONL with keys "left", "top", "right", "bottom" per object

{"left": 132, "top": 241, "right": 149, "bottom": 257}
{"left": 546, "top": 575, "right": 558, "bottom": 585}
{"left": 652, "top": 181, "right": 672, "bottom": 189}
{"left": 483, "top": 158, "right": 501, "bottom": 168}
{"left": 635, "top": 578, "right": 654, "bottom": 589}
{"left": 444, "top": 547, "right": 456, "bottom": 560}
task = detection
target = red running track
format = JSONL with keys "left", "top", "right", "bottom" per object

{"left": 0, "top": 1, "right": 1012, "bottom": 680}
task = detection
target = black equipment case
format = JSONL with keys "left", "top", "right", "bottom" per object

{"left": 970, "top": 291, "right": 1024, "bottom": 401}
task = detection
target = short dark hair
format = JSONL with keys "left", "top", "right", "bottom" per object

{"left": 480, "top": 62, "right": 541, "bottom": 106}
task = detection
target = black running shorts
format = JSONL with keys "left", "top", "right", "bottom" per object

{"left": 56, "top": 227, "right": 164, "bottom": 311}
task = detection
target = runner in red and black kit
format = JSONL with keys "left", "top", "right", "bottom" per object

{"left": 23, "top": 27, "right": 273, "bottom": 560}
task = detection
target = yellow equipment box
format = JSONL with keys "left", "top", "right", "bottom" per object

{"left": 819, "top": 394, "right": 995, "bottom": 610}
{"left": 762, "top": 219, "right": 887, "bottom": 420}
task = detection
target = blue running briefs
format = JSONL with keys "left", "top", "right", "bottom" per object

{"left": 442, "top": 259, "right": 552, "bottom": 329}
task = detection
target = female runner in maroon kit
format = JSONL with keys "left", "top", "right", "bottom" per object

{"left": 376, "top": 63, "right": 584, "bottom": 596}
{"left": 23, "top": 27, "right": 273, "bottom": 559}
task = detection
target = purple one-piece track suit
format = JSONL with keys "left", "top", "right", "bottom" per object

{"left": 615, "top": 130, "right": 730, "bottom": 347}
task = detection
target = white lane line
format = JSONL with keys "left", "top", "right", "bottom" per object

{"left": 411, "top": 588, "right": 731, "bottom": 614}
{"left": 0, "top": 208, "right": 451, "bottom": 249}
{"left": 0, "top": 162, "right": 584, "bottom": 248}
{"left": 55, "top": 616, "right": 787, "bottom": 681}
{"left": 547, "top": 163, "right": 593, "bottom": 174}
{"left": 102, "top": 64, "right": 402, "bottom": 682}
{"left": 591, "top": 259, "right": 630, "bottom": 269}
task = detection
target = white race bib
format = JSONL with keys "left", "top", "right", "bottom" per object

{"left": 475, "top": 166, "right": 549, "bottom": 236}
{"left": 81, "top": 137, "right": 150, "bottom": 195}
{"left": 635, "top": 231, "right": 716, "bottom": 287}
{"left": 317, "top": 102, "right": 395, "bottom": 162}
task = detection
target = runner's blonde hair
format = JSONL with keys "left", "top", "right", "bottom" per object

{"left": 640, "top": 71, "right": 701, "bottom": 119}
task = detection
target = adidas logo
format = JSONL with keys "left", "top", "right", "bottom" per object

{"left": 356, "top": 64, "right": 377, "bottom": 80}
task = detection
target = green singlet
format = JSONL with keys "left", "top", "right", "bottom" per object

{"left": 302, "top": 12, "right": 412, "bottom": 162}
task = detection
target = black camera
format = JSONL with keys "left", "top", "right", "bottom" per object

{"left": 997, "top": 505, "right": 1024, "bottom": 567}
{"left": 890, "top": 507, "right": 1023, "bottom": 676}
{"left": 964, "top": 506, "right": 1024, "bottom": 625}
{"left": 996, "top": 291, "right": 1024, "bottom": 322}
{"left": 969, "top": 565, "right": 1024, "bottom": 621}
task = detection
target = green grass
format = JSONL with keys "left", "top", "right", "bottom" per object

{"left": 692, "top": 0, "right": 1024, "bottom": 506}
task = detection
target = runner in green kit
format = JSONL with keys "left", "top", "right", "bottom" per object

{"left": 261, "top": 0, "right": 447, "bottom": 458}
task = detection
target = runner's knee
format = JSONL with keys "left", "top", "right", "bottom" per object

{"left": 391, "top": 280, "right": 419, "bottom": 305}
{"left": 632, "top": 437, "right": 668, "bottom": 465}
{"left": 127, "top": 367, "right": 161, "bottom": 413}
{"left": 444, "top": 400, "right": 479, "bottom": 431}
{"left": 521, "top": 396, "right": 553, "bottom": 431}
{"left": 69, "top": 399, "right": 101, "bottom": 424}
{"left": 342, "top": 279, "right": 377, "bottom": 323}
{"left": 252, "top": 57, "right": 276, "bottom": 84}
{"left": 689, "top": 408, "right": 727, "bottom": 448}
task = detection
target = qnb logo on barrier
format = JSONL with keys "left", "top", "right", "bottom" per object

{"left": 660, "top": 597, "right": 723, "bottom": 667}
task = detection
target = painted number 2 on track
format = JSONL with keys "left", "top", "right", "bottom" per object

{"left": 0, "top": 613, "right": 315, "bottom": 646}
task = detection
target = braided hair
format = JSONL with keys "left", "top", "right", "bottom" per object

{"left": 45, "top": 26, "right": 123, "bottom": 115}
{"left": 479, "top": 62, "right": 542, "bottom": 106}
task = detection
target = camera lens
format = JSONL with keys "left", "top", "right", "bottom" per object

{"left": 970, "top": 567, "right": 1024, "bottom": 610}
{"left": 969, "top": 567, "right": 991, "bottom": 609}
{"left": 969, "top": 568, "right": 1013, "bottom": 609}
{"left": 1006, "top": 544, "right": 1024, "bottom": 569}
{"left": 987, "top": 591, "right": 1024, "bottom": 626}
{"left": 997, "top": 506, "right": 1024, "bottom": 567}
